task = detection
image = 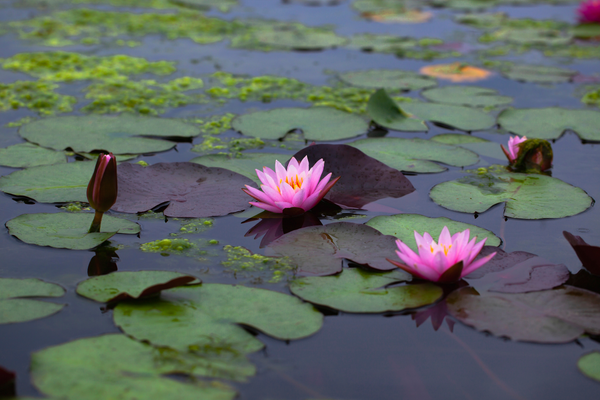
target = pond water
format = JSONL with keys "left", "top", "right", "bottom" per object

{"left": 0, "top": 0, "right": 600, "bottom": 399}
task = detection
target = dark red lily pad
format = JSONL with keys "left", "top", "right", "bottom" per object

{"left": 265, "top": 222, "right": 410, "bottom": 277}
{"left": 113, "top": 162, "right": 255, "bottom": 217}
{"left": 0, "top": 366, "right": 15, "bottom": 397}
{"left": 465, "top": 247, "right": 569, "bottom": 293}
{"left": 289, "top": 144, "right": 415, "bottom": 209}
{"left": 563, "top": 231, "right": 600, "bottom": 276}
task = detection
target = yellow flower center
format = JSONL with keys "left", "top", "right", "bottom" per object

{"left": 280, "top": 174, "right": 304, "bottom": 191}
{"left": 431, "top": 244, "right": 452, "bottom": 256}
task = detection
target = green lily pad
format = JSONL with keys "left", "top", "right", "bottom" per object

{"left": 19, "top": 115, "right": 199, "bottom": 155}
{"left": 498, "top": 107, "right": 600, "bottom": 141}
{"left": 6, "top": 213, "right": 140, "bottom": 250}
{"left": 114, "top": 284, "right": 323, "bottom": 355}
{"left": 231, "top": 107, "right": 369, "bottom": 141}
{"left": 76, "top": 271, "right": 200, "bottom": 303}
{"left": 169, "top": 0, "right": 238, "bottom": 12}
{"left": 572, "top": 23, "right": 600, "bottom": 39}
{"left": 446, "top": 286, "right": 600, "bottom": 343}
{"left": 431, "top": 133, "right": 506, "bottom": 159}
{"left": 367, "top": 89, "right": 427, "bottom": 132}
{"left": 31, "top": 334, "right": 237, "bottom": 400}
{"left": 421, "top": 86, "right": 512, "bottom": 108}
{"left": 190, "top": 153, "right": 283, "bottom": 185}
{"left": 0, "top": 143, "right": 66, "bottom": 168}
{"left": 488, "top": 27, "right": 572, "bottom": 46}
{"left": 254, "top": 27, "right": 347, "bottom": 50}
{"left": 349, "top": 137, "right": 479, "bottom": 173}
{"left": 290, "top": 268, "right": 443, "bottom": 313}
{"left": 366, "top": 214, "right": 501, "bottom": 252}
{"left": 502, "top": 64, "right": 577, "bottom": 84}
{"left": 339, "top": 69, "right": 437, "bottom": 91}
{"left": 578, "top": 352, "right": 600, "bottom": 383}
{"left": 0, "top": 161, "right": 93, "bottom": 203}
{"left": 0, "top": 278, "right": 65, "bottom": 325}
{"left": 430, "top": 172, "right": 592, "bottom": 219}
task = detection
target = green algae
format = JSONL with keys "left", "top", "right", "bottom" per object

{"left": 190, "top": 113, "right": 236, "bottom": 135}
{"left": 170, "top": 218, "right": 214, "bottom": 236}
{"left": 191, "top": 137, "right": 266, "bottom": 157}
{"left": 1, "top": 52, "right": 176, "bottom": 82}
{"left": 221, "top": 245, "right": 295, "bottom": 284}
{"left": 346, "top": 34, "right": 460, "bottom": 60}
{"left": 0, "top": 80, "right": 76, "bottom": 115}
{"left": 140, "top": 238, "right": 196, "bottom": 255}
{"left": 59, "top": 202, "right": 91, "bottom": 212}
{"left": 581, "top": 87, "right": 600, "bottom": 108}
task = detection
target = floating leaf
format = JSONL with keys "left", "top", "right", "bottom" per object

{"left": 77, "top": 271, "right": 200, "bottom": 303}
{"left": 420, "top": 63, "right": 492, "bottom": 82}
{"left": 446, "top": 286, "right": 600, "bottom": 343}
{"left": 498, "top": 107, "right": 600, "bottom": 141}
{"left": 421, "top": 86, "right": 512, "bottom": 108}
{"left": 339, "top": 69, "right": 437, "bottom": 90}
{"left": 366, "top": 214, "right": 501, "bottom": 252}
{"left": 169, "top": 0, "right": 239, "bottom": 12}
{"left": 563, "top": 231, "right": 600, "bottom": 276}
{"left": 0, "top": 143, "right": 66, "bottom": 168}
{"left": 578, "top": 352, "right": 600, "bottom": 383}
{"left": 501, "top": 64, "right": 577, "bottom": 84}
{"left": 290, "top": 268, "right": 442, "bottom": 313}
{"left": 367, "top": 89, "right": 427, "bottom": 131}
{"left": 114, "top": 284, "right": 323, "bottom": 355}
{"left": 231, "top": 107, "right": 369, "bottom": 141}
{"left": 190, "top": 153, "right": 283, "bottom": 185}
{"left": 431, "top": 133, "right": 506, "bottom": 159}
{"left": 430, "top": 172, "right": 592, "bottom": 219}
{"left": 113, "top": 162, "right": 254, "bottom": 217}
{"left": 6, "top": 213, "right": 140, "bottom": 250}
{"left": 0, "top": 278, "right": 65, "bottom": 325}
{"left": 31, "top": 334, "right": 238, "bottom": 400}
{"left": 19, "top": 115, "right": 199, "bottom": 155}
{"left": 289, "top": 144, "right": 415, "bottom": 208}
{"left": 253, "top": 27, "right": 347, "bottom": 50}
{"left": 572, "top": 23, "right": 600, "bottom": 39}
{"left": 265, "top": 222, "right": 406, "bottom": 276}
{"left": 349, "top": 137, "right": 479, "bottom": 173}
{"left": 361, "top": 9, "right": 433, "bottom": 23}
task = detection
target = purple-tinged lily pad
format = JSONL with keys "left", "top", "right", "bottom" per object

{"left": 243, "top": 211, "right": 323, "bottom": 248}
{"left": 289, "top": 144, "right": 415, "bottom": 209}
{"left": 77, "top": 271, "right": 200, "bottom": 303}
{"left": 563, "top": 231, "right": 600, "bottom": 276}
{"left": 0, "top": 366, "right": 15, "bottom": 397}
{"left": 265, "top": 222, "right": 410, "bottom": 277}
{"left": 465, "top": 247, "right": 570, "bottom": 293}
{"left": 113, "top": 162, "right": 254, "bottom": 217}
{"left": 446, "top": 286, "right": 600, "bottom": 343}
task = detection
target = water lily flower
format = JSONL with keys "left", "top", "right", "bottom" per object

{"left": 242, "top": 156, "right": 340, "bottom": 215}
{"left": 578, "top": 0, "right": 600, "bottom": 23}
{"left": 87, "top": 153, "right": 118, "bottom": 233}
{"left": 387, "top": 227, "right": 496, "bottom": 283}
{"left": 501, "top": 135, "right": 527, "bottom": 163}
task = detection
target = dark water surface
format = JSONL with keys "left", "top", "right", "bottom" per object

{"left": 0, "top": 0, "right": 599, "bottom": 399}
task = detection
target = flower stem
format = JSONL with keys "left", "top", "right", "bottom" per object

{"left": 88, "top": 211, "right": 104, "bottom": 233}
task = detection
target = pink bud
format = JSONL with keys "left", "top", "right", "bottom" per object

{"left": 87, "top": 153, "right": 118, "bottom": 213}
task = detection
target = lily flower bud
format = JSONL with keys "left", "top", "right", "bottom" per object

{"left": 87, "top": 153, "right": 118, "bottom": 213}
{"left": 511, "top": 139, "right": 553, "bottom": 173}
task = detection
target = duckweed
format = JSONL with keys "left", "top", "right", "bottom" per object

{"left": 170, "top": 218, "right": 214, "bottom": 236}
{"left": 0, "top": 80, "right": 76, "bottom": 115}
{"left": 221, "top": 245, "right": 295, "bottom": 283}
{"left": 582, "top": 87, "right": 600, "bottom": 107}
{"left": 140, "top": 238, "right": 195, "bottom": 255}
{"left": 59, "top": 202, "right": 90, "bottom": 212}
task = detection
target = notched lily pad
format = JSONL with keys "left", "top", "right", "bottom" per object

{"left": 563, "top": 231, "right": 600, "bottom": 276}
{"left": 0, "top": 278, "right": 65, "bottom": 324}
{"left": 339, "top": 69, "right": 437, "bottom": 91}
{"left": 113, "top": 162, "right": 254, "bottom": 218}
{"left": 0, "top": 143, "right": 66, "bottom": 168}
{"left": 19, "top": 115, "right": 200, "bottom": 155}
{"left": 367, "top": 89, "right": 427, "bottom": 132}
{"left": 578, "top": 352, "right": 600, "bottom": 383}
{"left": 349, "top": 137, "right": 479, "bottom": 173}
{"left": 289, "top": 144, "right": 415, "bottom": 208}
{"left": 430, "top": 172, "right": 593, "bottom": 219}
{"left": 231, "top": 107, "right": 369, "bottom": 141}
{"left": 77, "top": 271, "right": 200, "bottom": 303}
{"left": 446, "top": 286, "right": 600, "bottom": 343}
{"left": 265, "top": 222, "right": 408, "bottom": 276}
{"left": 190, "top": 153, "right": 283, "bottom": 185}
{"left": 431, "top": 133, "right": 506, "bottom": 160}
{"left": 421, "top": 86, "right": 512, "bottom": 108}
{"left": 290, "top": 268, "right": 442, "bottom": 313}
{"left": 501, "top": 64, "right": 577, "bottom": 84}
{"left": 6, "top": 213, "right": 140, "bottom": 250}
{"left": 366, "top": 214, "right": 501, "bottom": 252}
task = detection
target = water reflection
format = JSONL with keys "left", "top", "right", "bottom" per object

{"left": 87, "top": 246, "right": 119, "bottom": 276}
{"left": 412, "top": 281, "right": 467, "bottom": 332}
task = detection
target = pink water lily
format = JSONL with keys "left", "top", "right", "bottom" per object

{"left": 242, "top": 156, "right": 340, "bottom": 215}
{"left": 501, "top": 135, "right": 527, "bottom": 163}
{"left": 387, "top": 227, "right": 496, "bottom": 283}
{"left": 578, "top": 0, "right": 600, "bottom": 23}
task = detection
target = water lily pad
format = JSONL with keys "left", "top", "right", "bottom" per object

{"left": 366, "top": 214, "right": 500, "bottom": 252}
{"left": 421, "top": 86, "right": 512, "bottom": 108}
{"left": 265, "top": 222, "right": 407, "bottom": 276}
{"left": 431, "top": 133, "right": 506, "bottom": 159}
{"left": 113, "top": 162, "right": 254, "bottom": 218}
{"left": 19, "top": 115, "right": 199, "bottom": 155}
{"left": 420, "top": 63, "right": 492, "bottom": 82}
{"left": 502, "top": 64, "right": 577, "bottom": 84}
{"left": 339, "top": 69, "right": 437, "bottom": 90}
{"left": 254, "top": 27, "right": 347, "bottom": 50}
{"left": 0, "top": 278, "right": 65, "bottom": 324}
{"left": 572, "top": 23, "right": 600, "bottom": 39}
{"left": 0, "top": 143, "right": 66, "bottom": 168}
{"left": 289, "top": 144, "right": 415, "bottom": 208}
{"left": 231, "top": 107, "right": 369, "bottom": 141}
{"left": 446, "top": 286, "right": 600, "bottom": 343}
{"left": 367, "top": 89, "right": 427, "bottom": 131}
{"left": 430, "top": 172, "right": 593, "bottom": 219}
{"left": 498, "top": 107, "right": 600, "bottom": 141}
{"left": 563, "top": 231, "right": 600, "bottom": 276}
{"left": 289, "top": 268, "right": 442, "bottom": 313}
{"left": 190, "top": 153, "right": 283, "bottom": 185}
{"left": 169, "top": 0, "right": 238, "bottom": 12}
{"left": 578, "top": 352, "right": 600, "bottom": 383}
{"left": 31, "top": 334, "right": 237, "bottom": 400}
{"left": 349, "top": 137, "right": 479, "bottom": 173}
{"left": 114, "top": 284, "right": 323, "bottom": 355}
{"left": 77, "top": 271, "right": 200, "bottom": 303}
{"left": 6, "top": 213, "right": 140, "bottom": 250}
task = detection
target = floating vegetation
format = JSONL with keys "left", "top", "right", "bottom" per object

{"left": 0, "top": 80, "right": 76, "bottom": 115}
{"left": 171, "top": 218, "right": 214, "bottom": 236}
{"left": 221, "top": 245, "right": 295, "bottom": 284}
{"left": 581, "top": 86, "right": 600, "bottom": 107}
{"left": 140, "top": 238, "right": 197, "bottom": 255}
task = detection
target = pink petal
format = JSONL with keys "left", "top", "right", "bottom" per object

{"left": 249, "top": 201, "right": 283, "bottom": 213}
{"left": 274, "top": 201, "right": 294, "bottom": 210}
{"left": 291, "top": 188, "right": 307, "bottom": 208}
{"left": 462, "top": 251, "right": 496, "bottom": 277}
{"left": 313, "top": 172, "right": 332, "bottom": 194}
{"left": 275, "top": 160, "right": 287, "bottom": 183}
{"left": 288, "top": 157, "right": 299, "bottom": 170}
{"left": 243, "top": 186, "right": 274, "bottom": 205}
{"left": 262, "top": 185, "right": 284, "bottom": 204}
{"left": 298, "top": 156, "right": 310, "bottom": 173}
{"left": 438, "top": 226, "right": 452, "bottom": 246}
{"left": 280, "top": 182, "right": 296, "bottom": 202}
{"left": 308, "top": 160, "right": 325, "bottom": 193}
